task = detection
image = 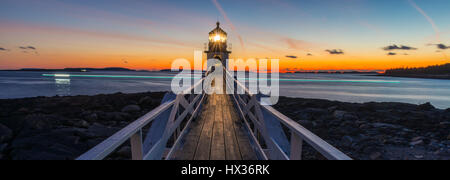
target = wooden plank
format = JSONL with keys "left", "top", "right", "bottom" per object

{"left": 194, "top": 96, "right": 216, "bottom": 160}
{"left": 223, "top": 96, "right": 242, "bottom": 160}
{"left": 228, "top": 101, "right": 258, "bottom": 160}
{"left": 170, "top": 104, "right": 208, "bottom": 160}
{"left": 210, "top": 95, "right": 226, "bottom": 160}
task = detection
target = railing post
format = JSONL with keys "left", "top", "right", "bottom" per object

{"left": 131, "top": 130, "right": 143, "bottom": 160}
{"left": 290, "top": 132, "right": 303, "bottom": 160}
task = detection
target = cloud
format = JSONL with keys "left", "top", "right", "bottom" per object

{"left": 19, "top": 46, "right": 37, "bottom": 50}
{"left": 383, "top": 45, "right": 417, "bottom": 51}
{"left": 307, "top": 53, "right": 313, "bottom": 56}
{"left": 437, "top": 44, "right": 450, "bottom": 50}
{"left": 282, "top": 38, "right": 311, "bottom": 50}
{"left": 0, "top": 47, "right": 7, "bottom": 51}
{"left": 285, "top": 55, "right": 298, "bottom": 59}
{"left": 325, "top": 49, "right": 344, "bottom": 55}
{"left": 387, "top": 52, "right": 396, "bottom": 56}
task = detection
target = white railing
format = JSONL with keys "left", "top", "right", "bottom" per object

{"left": 224, "top": 69, "right": 352, "bottom": 160}
{"left": 77, "top": 78, "right": 206, "bottom": 160}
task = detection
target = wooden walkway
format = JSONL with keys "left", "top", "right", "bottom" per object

{"left": 171, "top": 84, "right": 258, "bottom": 160}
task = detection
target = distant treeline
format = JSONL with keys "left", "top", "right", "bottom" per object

{"left": 385, "top": 63, "right": 450, "bottom": 75}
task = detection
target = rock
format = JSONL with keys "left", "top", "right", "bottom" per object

{"left": 85, "top": 113, "right": 98, "bottom": 121}
{"left": 138, "top": 96, "right": 153, "bottom": 105}
{"left": 418, "top": 102, "right": 435, "bottom": 111}
{"left": 22, "top": 114, "right": 55, "bottom": 130}
{"left": 411, "top": 137, "right": 423, "bottom": 142}
{"left": 0, "top": 143, "right": 7, "bottom": 152}
{"left": 298, "top": 120, "right": 313, "bottom": 128}
{"left": 370, "top": 152, "right": 382, "bottom": 160}
{"left": 341, "top": 136, "right": 354, "bottom": 147}
{"left": 327, "top": 106, "right": 338, "bottom": 112}
{"left": 0, "top": 124, "right": 13, "bottom": 143}
{"left": 410, "top": 140, "right": 424, "bottom": 146}
{"left": 116, "top": 146, "right": 131, "bottom": 157}
{"left": 87, "top": 123, "right": 117, "bottom": 137}
{"left": 17, "top": 107, "right": 30, "bottom": 114}
{"left": 333, "top": 110, "right": 347, "bottom": 120}
{"left": 101, "top": 112, "right": 131, "bottom": 122}
{"left": 121, "top": 105, "right": 141, "bottom": 113}
{"left": 333, "top": 110, "right": 358, "bottom": 121}
{"left": 74, "top": 120, "right": 89, "bottom": 128}
{"left": 371, "top": 123, "right": 402, "bottom": 129}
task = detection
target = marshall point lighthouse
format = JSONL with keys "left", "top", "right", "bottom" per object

{"left": 205, "top": 22, "right": 231, "bottom": 66}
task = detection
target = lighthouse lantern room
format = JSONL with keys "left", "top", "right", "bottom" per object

{"left": 205, "top": 22, "right": 231, "bottom": 66}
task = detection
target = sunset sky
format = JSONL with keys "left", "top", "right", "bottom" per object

{"left": 1, "top": 0, "right": 450, "bottom": 71}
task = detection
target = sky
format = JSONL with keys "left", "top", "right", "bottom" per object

{"left": 1, "top": 0, "right": 450, "bottom": 71}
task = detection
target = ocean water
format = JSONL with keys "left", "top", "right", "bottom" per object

{"left": 1, "top": 71, "right": 450, "bottom": 109}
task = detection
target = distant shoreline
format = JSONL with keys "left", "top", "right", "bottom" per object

{"left": 0, "top": 67, "right": 150, "bottom": 73}
{"left": 375, "top": 74, "right": 450, "bottom": 80}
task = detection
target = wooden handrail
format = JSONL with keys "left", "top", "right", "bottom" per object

{"left": 225, "top": 69, "right": 352, "bottom": 160}
{"left": 77, "top": 78, "right": 206, "bottom": 160}
{"left": 76, "top": 101, "right": 175, "bottom": 160}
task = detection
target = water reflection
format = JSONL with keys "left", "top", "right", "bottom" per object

{"left": 55, "top": 78, "right": 71, "bottom": 96}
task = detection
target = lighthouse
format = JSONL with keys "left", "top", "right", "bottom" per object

{"left": 205, "top": 22, "right": 231, "bottom": 66}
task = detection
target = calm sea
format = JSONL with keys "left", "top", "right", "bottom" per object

{"left": 1, "top": 71, "right": 450, "bottom": 109}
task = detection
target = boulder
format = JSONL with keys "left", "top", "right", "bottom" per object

{"left": 298, "top": 120, "right": 313, "bottom": 128}
{"left": 371, "top": 123, "right": 402, "bottom": 129}
{"left": 370, "top": 152, "right": 382, "bottom": 160}
{"left": 101, "top": 112, "right": 131, "bottom": 122}
{"left": 411, "top": 136, "right": 423, "bottom": 142}
{"left": 341, "top": 136, "right": 354, "bottom": 147}
{"left": 0, "top": 124, "right": 13, "bottom": 143}
{"left": 74, "top": 120, "right": 89, "bottom": 128}
{"left": 121, "top": 105, "right": 141, "bottom": 113}
{"left": 410, "top": 140, "right": 424, "bottom": 146}
{"left": 85, "top": 113, "right": 98, "bottom": 121}
{"left": 22, "top": 114, "right": 56, "bottom": 130}
{"left": 333, "top": 110, "right": 347, "bottom": 120}
{"left": 116, "top": 146, "right": 131, "bottom": 157}
{"left": 333, "top": 110, "right": 358, "bottom": 121}
{"left": 138, "top": 96, "right": 153, "bottom": 105}
{"left": 87, "top": 123, "right": 117, "bottom": 138}
{"left": 418, "top": 102, "right": 435, "bottom": 111}
{"left": 0, "top": 143, "right": 7, "bottom": 152}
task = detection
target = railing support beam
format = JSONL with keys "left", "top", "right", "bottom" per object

{"left": 290, "top": 132, "right": 303, "bottom": 160}
{"left": 131, "top": 130, "right": 143, "bottom": 160}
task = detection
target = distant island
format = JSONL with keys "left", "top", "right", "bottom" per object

{"left": 384, "top": 63, "right": 450, "bottom": 79}
{"left": 294, "top": 70, "right": 381, "bottom": 74}
{"left": 1, "top": 67, "right": 150, "bottom": 72}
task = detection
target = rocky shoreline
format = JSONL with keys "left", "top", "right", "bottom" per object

{"left": 0, "top": 92, "right": 449, "bottom": 160}
{"left": 274, "top": 97, "right": 450, "bottom": 160}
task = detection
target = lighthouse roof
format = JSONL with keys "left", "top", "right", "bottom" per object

{"left": 209, "top": 22, "right": 227, "bottom": 36}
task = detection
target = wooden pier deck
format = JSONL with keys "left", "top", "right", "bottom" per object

{"left": 171, "top": 84, "right": 258, "bottom": 160}
{"left": 77, "top": 71, "right": 352, "bottom": 161}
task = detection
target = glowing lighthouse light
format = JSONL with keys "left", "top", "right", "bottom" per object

{"left": 214, "top": 34, "right": 221, "bottom": 42}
